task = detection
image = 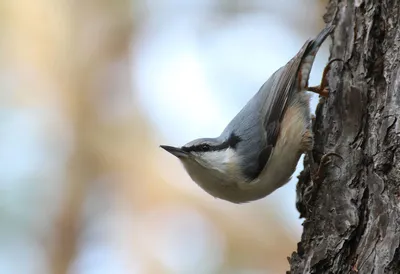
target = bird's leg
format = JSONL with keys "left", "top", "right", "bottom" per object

{"left": 300, "top": 119, "right": 343, "bottom": 209}
{"left": 302, "top": 151, "right": 343, "bottom": 211}
{"left": 300, "top": 120, "right": 317, "bottom": 174}
{"left": 310, "top": 152, "right": 343, "bottom": 184}
{"left": 307, "top": 58, "right": 343, "bottom": 97}
{"left": 299, "top": 129, "right": 317, "bottom": 207}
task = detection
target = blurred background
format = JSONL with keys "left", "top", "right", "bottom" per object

{"left": 0, "top": 0, "right": 330, "bottom": 273}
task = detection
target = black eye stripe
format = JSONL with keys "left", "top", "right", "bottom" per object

{"left": 201, "top": 144, "right": 210, "bottom": 150}
{"left": 182, "top": 133, "right": 241, "bottom": 153}
{"left": 197, "top": 144, "right": 210, "bottom": 152}
{"left": 182, "top": 144, "right": 211, "bottom": 152}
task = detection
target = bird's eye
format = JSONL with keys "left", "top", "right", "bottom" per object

{"left": 200, "top": 144, "right": 210, "bottom": 151}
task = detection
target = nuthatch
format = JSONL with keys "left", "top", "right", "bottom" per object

{"left": 161, "top": 25, "right": 337, "bottom": 203}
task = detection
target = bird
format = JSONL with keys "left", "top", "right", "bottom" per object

{"left": 161, "top": 25, "right": 337, "bottom": 204}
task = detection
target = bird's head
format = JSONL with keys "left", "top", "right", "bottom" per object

{"left": 160, "top": 134, "right": 243, "bottom": 187}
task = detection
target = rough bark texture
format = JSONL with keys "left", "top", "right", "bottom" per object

{"left": 289, "top": 0, "right": 400, "bottom": 273}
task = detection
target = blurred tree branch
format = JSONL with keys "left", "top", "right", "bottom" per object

{"left": 53, "top": 1, "right": 135, "bottom": 273}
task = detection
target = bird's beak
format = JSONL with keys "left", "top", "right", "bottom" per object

{"left": 160, "top": 145, "right": 188, "bottom": 158}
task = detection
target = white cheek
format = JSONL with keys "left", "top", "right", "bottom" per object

{"left": 200, "top": 148, "right": 237, "bottom": 171}
{"left": 201, "top": 151, "right": 225, "bottom": 167}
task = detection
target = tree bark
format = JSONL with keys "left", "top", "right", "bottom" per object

{"left": 289, "top": 0, "right": 400, "bottom": 273}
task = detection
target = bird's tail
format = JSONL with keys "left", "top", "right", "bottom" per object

{"left": 298, "top": 24, "right": 335, "bottom": 89}
{"left": 306, "top": 24, "right": 335, "bottom": 55}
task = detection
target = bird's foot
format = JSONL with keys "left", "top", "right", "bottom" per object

{"left": 307, "top": 58, "right": 343, "bottom": 97}
{"left": 310, "top": 152, "right": 343, "bottom": 184}
{"left": 302, "top": 152, "right": 343, "bottom": 209}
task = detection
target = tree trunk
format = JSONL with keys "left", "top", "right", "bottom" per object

{"left": 289, "top": 0, "right": 400, "bottom": 273}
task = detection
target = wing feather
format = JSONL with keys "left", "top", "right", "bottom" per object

{"left": 237, "top": 25, "right": 335, "bottom": 181}
{"left": 263, "top": 40, "right": 313, "bottom": 147}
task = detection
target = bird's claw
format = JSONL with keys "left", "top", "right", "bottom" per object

{"left": 311, "top": 152, "right": 343, "bottom": 184}
{"left": 307, "top": 58, "right": 344, "bottom": 97}
{"left": 301, "top": 152, "right": 342, "bottom": 212}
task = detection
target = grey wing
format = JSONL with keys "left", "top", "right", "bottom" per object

{"left": 263, "top": 39, "right": 313, "bottom": 147}
{"left": 264, "top": 24, "right": 335, "bottom": 147}
{"left": 240, "top": 42, "right": 312, "bottom": 181}
{"left": 233, "top": 25, "right": 335, "bottom": 180}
